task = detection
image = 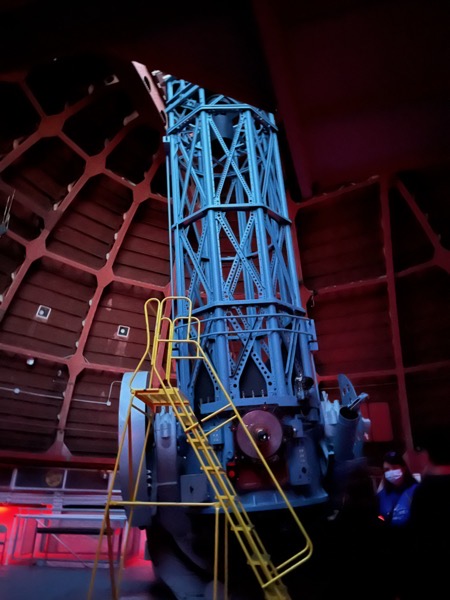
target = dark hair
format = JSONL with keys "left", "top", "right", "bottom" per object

{"left": 382, "top": 450, "right": 417, "bottom": 490}
{"left": 415, "top": 428, "right": 450, "bottom": 465}
{"left": 383, "top": 451, "right": 406, "bottom": 467}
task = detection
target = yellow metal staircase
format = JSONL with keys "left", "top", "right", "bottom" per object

{"left": 88, "top": 296, "right": 313, "bottom": 600}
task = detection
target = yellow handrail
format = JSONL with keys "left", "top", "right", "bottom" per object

{"left": 131, "top": 297, "right": 313, "bottom": 584}
{"left": 89, "top": 295, "right": 313, "bottom": 600}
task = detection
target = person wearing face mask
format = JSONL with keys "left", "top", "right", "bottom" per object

{"left": 377, "top": 450, "right": 419, "bottom": 526}
{"left": 375, "top": 451, "right": 420, "bottom": 599}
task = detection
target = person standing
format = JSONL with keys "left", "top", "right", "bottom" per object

{"left": 377, "top": 451, "right": 419, "bottom": 526}
{"left": 401, "top": 430, "right": 450, "bottom": 600}
{"left": 376, "top": 451, "right": 419, "bottom": 599}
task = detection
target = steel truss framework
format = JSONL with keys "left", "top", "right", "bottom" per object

{"left": 165, "top": 78, "right": 320, "bottom": 416}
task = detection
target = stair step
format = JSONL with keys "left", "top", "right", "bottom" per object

{"left": 133, "top": 388, "right": 190, "bottom": 406}
{"left": 202, "top": 465, "right": 225, "bottom": 473}
{"left": 247, "top": 553, "right": 272, "bottom": 566}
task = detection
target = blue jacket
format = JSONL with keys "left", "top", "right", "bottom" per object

{"left": 377, "top": 482, "right": 419, "bottom": 525}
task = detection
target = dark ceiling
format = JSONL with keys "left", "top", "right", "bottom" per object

{"left": 0, "top": 0, "right": 449, "bottom": 469}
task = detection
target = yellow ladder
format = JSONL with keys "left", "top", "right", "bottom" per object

{"left": 88, "top": 296, "right": 313, "bottom": 600}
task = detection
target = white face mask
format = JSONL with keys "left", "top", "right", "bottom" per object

{"left": 384, "top": 468, "right": 404, "bottom": 484}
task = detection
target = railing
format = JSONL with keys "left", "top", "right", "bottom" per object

{"left": 89, "top": 296, "right": 314, "bottom": 600}
{"left": 9, "top": 511, "right": 127, "bottom": 568}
